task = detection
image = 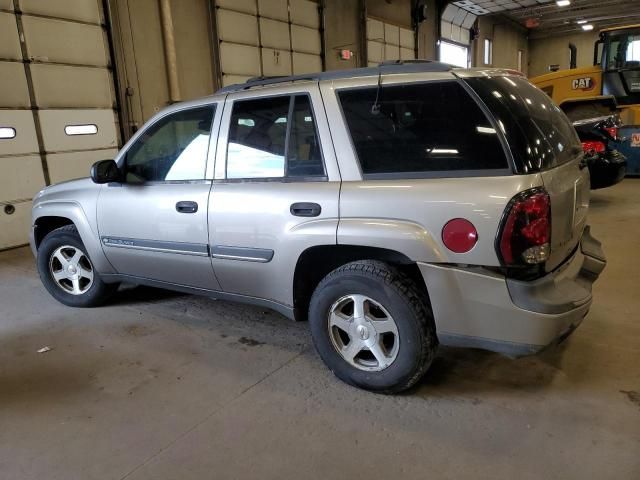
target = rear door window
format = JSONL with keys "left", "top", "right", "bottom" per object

{"left": 337, "top": 81, "right": 508, "bottom": 177}
{"left": 226, "top": 94, "right": 325, "bottom": 180}
{"left": 464, "top": 75, "right": 582, "bottom": 173}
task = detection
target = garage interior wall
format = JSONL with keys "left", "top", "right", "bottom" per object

{"left": 366, "top": 17, "right": 416, "bottom": 66}
{"left": 366, "top": 0, "right": 412, "bottom": 28}
{"left": 528, "top": 30, "right": 599, "bottom": 78}
{"left": 323, "top": 0, "right": 361, "bottom": 70}
{"left": 472, "top": 16, "right": 528, "bottom": 75}
{"left": 417, "top": 0, "right": 438, "bottom": 61}
{"left": 365, "top": 0, "right": 416, "bottom": 65}
{"left": 0, "top": 0, "right": 119, "bottom": 250}
{"left": 440, "top": 3, "right": 476, "bottom": 47}
{"left": 215, "top": 0, "right": 323, "bottom": 87}
{"left": 108, "top": 0, "right": 215, "bottom": 138}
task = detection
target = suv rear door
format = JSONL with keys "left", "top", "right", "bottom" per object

{"left": 207, "top": 85, "right": 340, "bottom": 308}
{"left": 462, "top": 74, "right": 590, "bottom": 271}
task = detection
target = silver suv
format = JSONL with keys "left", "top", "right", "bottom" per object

{"left": 30, "top": 62, "right": 606, "bottom": 393}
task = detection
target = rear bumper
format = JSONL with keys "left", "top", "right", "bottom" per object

{"left": 418, "top": 226, "right": 606, "bottom": 357}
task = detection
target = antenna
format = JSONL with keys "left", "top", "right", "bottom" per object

{"left": 371, "top": 67, "right": 383, "bottom": 115}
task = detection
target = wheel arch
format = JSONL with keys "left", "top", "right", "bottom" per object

{"left": 292, "top": 244, "right": 431, "bottom": 322}
{"left": 33, "top": 216, "right": 75, "bottom": 250}
{"left": 32, "top": 202, "right": 115, "bottom": 274}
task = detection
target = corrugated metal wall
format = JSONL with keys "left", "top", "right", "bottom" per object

{"left": 108, "top": 0, "right": 216, "bottom": 138}
{"left": 215, "top": 0, "right": 323, "bottom": 86}
{"left": 0, "top": 0, "right": 119, "bottom": 249}
{"left": 366, "top": 17, "right": 415, "bottom": 66}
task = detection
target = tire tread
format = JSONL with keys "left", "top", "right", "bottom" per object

{"left": 311, "top": 260, "right": 437, "bottom": 393}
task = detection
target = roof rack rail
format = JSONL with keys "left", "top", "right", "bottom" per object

{"left": 216, "top": 60, "right": 454, "bottom": 94}
{"left": 245, "top": 75, "right": 287, "bottom": 83}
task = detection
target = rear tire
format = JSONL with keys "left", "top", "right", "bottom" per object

{"left": 37, "top": 225, "right": 117, "bottom": 307}
{"left": 308, "top": 260, "right": 437, "bottom": 393}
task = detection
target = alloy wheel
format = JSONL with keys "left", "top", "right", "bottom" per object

{"left": 48, "top": 245, "right": 94, "bottom": 295}
{"left": 327, "top": 294, "right": 400, "bottom": 371}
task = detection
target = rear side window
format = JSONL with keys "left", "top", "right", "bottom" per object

{"left": 337, "top": 81, "right": 508, "bottom": 177}
{"left": 464, "top": 75, "right": 582, "bottom": 173}
{"left": 226, "top": 94, "right": 325, "bottom": 179}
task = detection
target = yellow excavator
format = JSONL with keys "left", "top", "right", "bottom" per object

{"left": 530, "top": 25, "right": 640, "bottom": 174}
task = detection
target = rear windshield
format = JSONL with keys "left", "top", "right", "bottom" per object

{"left": 464, "top": 75, "right": 582, "bottom": 173}
{"left": 337, "top": 81, "right": 509, "bottom": 177}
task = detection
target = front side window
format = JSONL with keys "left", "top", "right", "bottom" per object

{"left": 226, "top": 94, "right": 325, "bottom": 179}
{"left": 338, "top": 81, "right": 508, "bottom": 176}
{"left": 124, "top": 106, "right": 215, "bottom": 183}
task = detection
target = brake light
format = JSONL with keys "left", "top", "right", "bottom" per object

{"left": 582, "top": 140, "right": 605, "bottom": 155}
{"left": 498, "top": 189, "right": 551, "bottom": 265}
{"left": 604, "top": 126, "right": 618, "bottom": 140}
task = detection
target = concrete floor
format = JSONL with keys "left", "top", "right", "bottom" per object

{"left": 1, "top": 180, "right": 639, "bottom": 480}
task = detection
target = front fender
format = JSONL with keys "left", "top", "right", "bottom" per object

{"left": 31, "top": 200, "right": 115, "bottom": 274}
{"left": 337, "top": 218, "right": 446, "bottom": 263}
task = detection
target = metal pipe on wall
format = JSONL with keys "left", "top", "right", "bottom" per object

{"left": 159, "top": 0, "right": 181, "bottom": 103}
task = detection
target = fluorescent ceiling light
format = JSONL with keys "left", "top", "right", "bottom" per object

{"left": 428, "top": 148, "right": 459, "bottom": 155}
{"left": 582, "top": 24, "right": 594, "bottom": 31}
{"left": 577, "top": 19, "right": 588, "bottom": 24}
{"left": 0, "top": 127, "right": 16, "bottom": 139}
{"left": 556, "top": 0, "right": 570, "bottom": 6}
{"left": 64, "top": 124, "right": 98, "bottom": 136}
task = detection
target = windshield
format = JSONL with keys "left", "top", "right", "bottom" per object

{"left": 606, "top": 31, "right": 640, "bottom": 70}
{"left": 464, "top": 75, "right": 582, "bottom": 174}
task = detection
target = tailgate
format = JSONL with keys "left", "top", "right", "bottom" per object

{"left": 540, "top": 158, "right": 590, "bottom": 271}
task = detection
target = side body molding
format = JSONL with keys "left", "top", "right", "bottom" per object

{"left": 337, "top": 218, "right": 446, "bottom": 263}
{"left": 32, "top": 199, "right": 116, "bottom": 274}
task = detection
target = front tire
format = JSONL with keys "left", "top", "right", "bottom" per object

{"left": 37, "top": 225, "right": 117, "bottom": 307}
{"left": 309, "top": 260, "right": 437, "bottom": 393}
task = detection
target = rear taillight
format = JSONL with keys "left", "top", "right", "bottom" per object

{"left": 582, "top": 140, "right": 605, "bottom": 155}
{"left": 604, "top": 126, "right": 618, "bottom": 140}
{"left": 497, "top": 189, "right": 551, "bottom": 266}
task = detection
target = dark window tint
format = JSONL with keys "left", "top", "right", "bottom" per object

{"left": 337, "top": 81, "right": 507, "bottom": 176}
{"left": 465, "top": 76, "right": 582, "bottom": 173}
{"left": 227, "top": 95, "right": 324, "bottom": 179}
{"left": 287, "top": 95, "right": 325, "bottom": 177}
{"left": 125, "top": 106, "right": 214, "bottom": 182}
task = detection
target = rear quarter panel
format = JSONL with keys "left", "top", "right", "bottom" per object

{"left": 338, "top": 175, "right": 543, "bottom": 266}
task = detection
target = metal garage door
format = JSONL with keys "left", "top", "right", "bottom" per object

{"left": 0, "top": 0, "right": 119, "bottom": 250}
{"left": 366, "top": 17, "right": 415, "bottom": 67}
{"left": 215, "top": 0, "right": 323, "bottom": 87}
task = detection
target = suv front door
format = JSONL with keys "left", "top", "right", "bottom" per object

{"left": 97, "top": 104, "right": 221, "bottom": 289}
{"left": 208, "top": 87, "right": 340, "bottom": 309}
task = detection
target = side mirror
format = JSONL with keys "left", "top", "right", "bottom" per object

{"left": 90, "top": 159, "right": 121, "bottom": 184}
